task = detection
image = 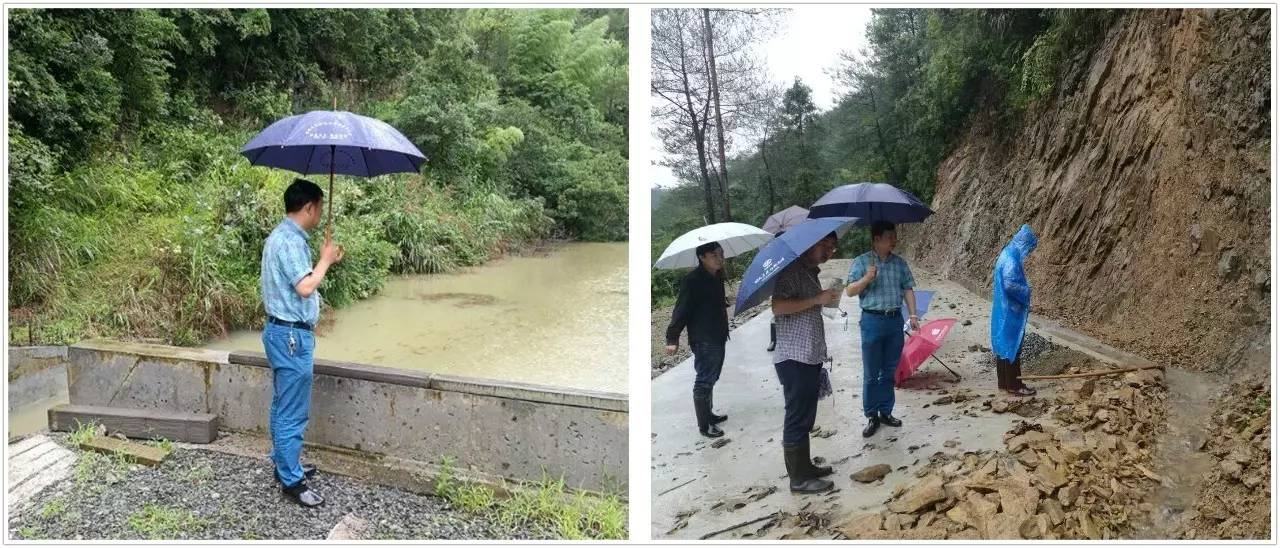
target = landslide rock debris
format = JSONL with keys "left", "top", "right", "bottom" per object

{"left": 1174, "top": 377, "right": 1270, "bottom": 539}
{"left": 831, "top": 366, "right": 1169, "bottom": 539}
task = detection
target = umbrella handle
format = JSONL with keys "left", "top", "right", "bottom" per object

{"left": 327, "top": 144, "right": 335, "bottom": 236}
{"left": 328, "top": 98, "right": 337, "bottom": 233}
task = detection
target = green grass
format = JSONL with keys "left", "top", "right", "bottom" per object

{"left": 181, "top": 463, "right": 215, "bottom": 485}
{"left": 434, "top": 457, "right": 627, "bottom": 540}
{"left": 38, "top": 498, "right": 66, "bottom": 519}
{"left": 150, "top": 438, "right": 174, "bottom": 453}
{"left": 17, "top": 526, "right": 38, "bottom": 539}
{"left": 72, "top": 449, "right": 133, "bottom": 490}
{"left": 68, "top": 420, "right": 98, "bottom": 446}
{"left": 126, "top": 504, "right": 209, "bottom": 540}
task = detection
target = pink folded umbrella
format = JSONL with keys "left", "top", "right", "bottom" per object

{"left": 896, "top": 318, "right": 961, "bottom": 386}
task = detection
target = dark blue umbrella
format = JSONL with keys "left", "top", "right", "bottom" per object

{"left": 241, "top": 106, "right": 426, "bottom": 228}
{"left": 808, "top": 182, "right": 933, "bottom": 225}
{"left": 734, "top": 217, "right": 858, "bottom": 316}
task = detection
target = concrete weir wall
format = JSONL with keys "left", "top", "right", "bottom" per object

{"left": 9, "top": 346, "right": 70, "bottom": 412}
{"left": 64, "top": 340, "right": 628, "bottom": 491}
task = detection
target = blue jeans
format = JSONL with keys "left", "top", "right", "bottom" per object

{"left": 691, "top": 342, "right": 725, "bottom": 400}
{"left": 774, "top": 360, "right": 821, "bottom": 445}
{"left": 860, "top": 310, "right": 904, "bottom": 418}
{"left": 262, "top": 321, "right": 315, "bottom": 487}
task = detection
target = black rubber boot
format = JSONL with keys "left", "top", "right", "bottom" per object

{"left": 708, "top": 391, "right": 728, "bottom": 425}
{"left": 800, "top": 439, "right": 833, "bottom": 478}
{"left": 694, "top": 394, "right": 724, "bottom": 438}
{"left": 767, "top": 322, "right": 777, "bottom": 352}
{"left": 862, "top": 415, "right": 880, "bottom": 438}
{"left": 784, "top": 443, "right": 833, "bottom": 494}
{"left": 879, "top": 411, "right": 902, "bottom": 427}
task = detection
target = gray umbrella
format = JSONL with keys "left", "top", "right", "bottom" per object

{"left": 761, "top": 205, "right": 809, "bottom": 235}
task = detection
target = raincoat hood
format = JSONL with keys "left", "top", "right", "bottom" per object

{"left": 1008, "top": 224, "right": 1038, "bottom": 261}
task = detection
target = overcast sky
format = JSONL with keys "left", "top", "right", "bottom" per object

{"left": 650, "top": 6, "right": 874, "bottom": 188}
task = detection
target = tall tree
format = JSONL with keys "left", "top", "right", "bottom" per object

{"left": 652, "top": 8, "right": 718, "bottom": 223}
{"left": 702, "top": 8, "right": 731, "bottom": 221}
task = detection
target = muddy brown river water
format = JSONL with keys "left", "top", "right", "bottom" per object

{"left": 207, "top": 242, "right": 628, "bottom": 394}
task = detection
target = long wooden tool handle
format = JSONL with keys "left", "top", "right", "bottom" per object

{"left": 1018, "top": 364, "right": 1163, "bottom": 381}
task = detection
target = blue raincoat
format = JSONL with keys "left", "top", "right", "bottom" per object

{"left": 991, "top": 225, "right": 1039, "bottom": 361}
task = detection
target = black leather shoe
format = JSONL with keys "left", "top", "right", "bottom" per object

{"left": 282, "top": 480, "right": 325, "bottom": 507}
{"left": 274, "top": 464, "right": 317, "bottom": 485}
{"left": 701, "top": 423, "right": 725, "bottom": 438}
{"left": 862, "top": 416, "right": 880, "bottom": 438}
{"left": 879, "top": 412, "right": 902, "bottom": 427}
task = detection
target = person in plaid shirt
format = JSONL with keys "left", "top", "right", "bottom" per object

{"left": 846, "top": 221, "right": 918, "bottom": 438}
{"left": 771, "top": 232, "right": 841, "bottom": 494}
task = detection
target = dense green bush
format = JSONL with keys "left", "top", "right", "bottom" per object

{"left": 8, "top": 8, "right": 626, "bottom": 345}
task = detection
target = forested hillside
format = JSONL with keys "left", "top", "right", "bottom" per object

{"left": 9, "top": 8, "right": 628, "bottom": 344}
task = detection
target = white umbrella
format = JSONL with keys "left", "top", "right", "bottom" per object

{"left": 654, "top": 222, "right": 773, "bottom": 269}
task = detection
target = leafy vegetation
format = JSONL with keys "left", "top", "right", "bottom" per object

{"left": 652, "top": 8, "right": 1115, "bottom": 305}
{"left": 126, "top": 503, "right": 210, "bottom": 539}
{"left": 9, "top": 8, "right": 627, "bottom": 344}
{"left": 434, "top": 456, "right": 627, "bottom": 540}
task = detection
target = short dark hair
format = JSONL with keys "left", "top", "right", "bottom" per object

{"left": 871, "top": 221, "right": 896, "bottom": 239}
{"left": 822, "top": 231, "right": 838, "bottom": 243}
{"left": 695, "top": 241, "right": 722, "bottom": 258}
{"left": 284, "top": 178, "right": 324, "bottom": 213}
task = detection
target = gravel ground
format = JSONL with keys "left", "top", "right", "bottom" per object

{"left": 972, "top": 331, "right": 1059, "bottom": 370}
{"left": 9, "top": 440, "right": 545, "bottom": 540}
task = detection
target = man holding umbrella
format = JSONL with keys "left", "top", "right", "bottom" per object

{"left": 808, "top": 182, "right": 933, "bottom": 439}
{"left": 261, "top": 178, "right": 343, "bottom": 507}
{"left": 770, "top": 231, "right": 842, "bottom": 494}
{"left": 735, "top": 217, "right": 854, "bottom": 494}
{"left": 656, "top": 222, "right": 773, "bottom": 439}
{"left": 845, "top": 221, "right": 918, "bottom": 438}
{"left": 242, "top": 104, "right": 424, "bottom": 507}
{"left": 665, "top": 241, "right": 730, "bottom": 438}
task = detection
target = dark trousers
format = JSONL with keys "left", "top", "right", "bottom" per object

{"left": 691, "top": 342, "right": 725, "bottom": 399}
{"left": 996, "top": 352, "right": 1026, "bottom": 390}
{"left": 775, "top": 359, "right": 821, "bottom": 445}
{"left": 860, "top": 310, "right": 904, "bottom": 418}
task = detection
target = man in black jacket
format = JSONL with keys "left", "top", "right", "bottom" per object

{"left": 665, "top": 241, "right": 730, "bottom": 438}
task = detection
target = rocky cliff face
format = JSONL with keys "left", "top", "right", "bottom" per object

{"left": 906, "top": 9, "right": 1270, "bottom": 374}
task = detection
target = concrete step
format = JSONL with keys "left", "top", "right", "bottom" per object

{"left": 48, "top": 404, "right": 218, "bottom": 444}
{"left": 7, "top": 435, "right": 74, "bottom": 513}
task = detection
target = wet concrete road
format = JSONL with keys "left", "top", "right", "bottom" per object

{"left": 650, "top": 260, "right": 1050, "bottom": 540}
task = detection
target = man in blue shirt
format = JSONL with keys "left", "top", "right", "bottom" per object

{"left": 846, "top": 221, "right": 918, "bottom": 438}
{"left": 260, "top": 178, "right": 343, "bottom": 507}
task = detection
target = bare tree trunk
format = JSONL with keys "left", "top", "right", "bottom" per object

{"left": 676, "top": 22, "right": 717, "bottom": 224}
{"left": 759, "top": 132, "right": 776, "bottom": 215}
{"left": 693, "top": 118, "right": 716, "bottom": 224}
{"left": 703, "top": 8, "right": 732, "bottom": 222}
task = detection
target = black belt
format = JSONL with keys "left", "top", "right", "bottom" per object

{"left": 268, "top": 316, "right": 313, "bottom": 331}
{"left": 861, "top": 308, "right": 902, "bottom": 316}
